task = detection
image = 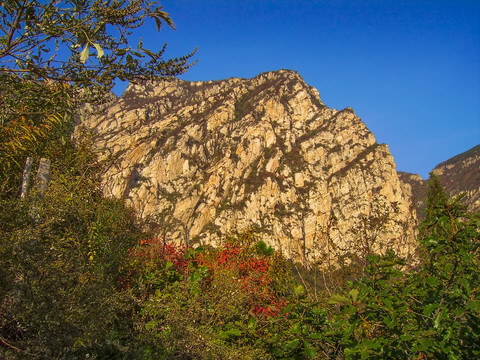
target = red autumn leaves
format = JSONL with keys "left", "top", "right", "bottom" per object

{"left": 124, "top": 237, "right": 287, "bottom": 317}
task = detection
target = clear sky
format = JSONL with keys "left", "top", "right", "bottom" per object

{"left": 119, "top": 0, "right": 480, "bottom": 179}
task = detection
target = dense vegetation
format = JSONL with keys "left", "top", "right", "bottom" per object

{"left": 1, "top": 2, "right": 479, "bottom": 359}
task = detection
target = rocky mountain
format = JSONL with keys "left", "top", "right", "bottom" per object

{"left": 399, "top": 144, "right": 480, "bottom": 219}
{"left": 79, "top": 70, "right": 417, "bottom": 263}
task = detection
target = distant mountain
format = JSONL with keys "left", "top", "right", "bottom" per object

{"left": 398, "top": 144, "right": 480, "bottom": 219}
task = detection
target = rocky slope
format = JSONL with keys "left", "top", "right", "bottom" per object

{"left": 399, "top": 144, "right": 480, "bottom": 218}
{"left": 79, "top": 70, "right": 417, "bottom": 263}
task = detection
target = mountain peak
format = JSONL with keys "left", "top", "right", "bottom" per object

{"left": 79, "top": 71, "right": 417, "bottom": 263}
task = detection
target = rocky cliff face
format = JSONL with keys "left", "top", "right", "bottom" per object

{"left": 79, "top": 70, "right": 417, "bottom": 263}
{"left": 399, "top": 144, "right": 480, "bottom": 219}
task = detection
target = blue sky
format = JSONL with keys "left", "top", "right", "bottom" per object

{"left": 120, "top": 0, "right": 480, "bottom": 179}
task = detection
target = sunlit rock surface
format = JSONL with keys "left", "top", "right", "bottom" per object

{"left": 79, "top": 70, "right": 417, "bottom": 263}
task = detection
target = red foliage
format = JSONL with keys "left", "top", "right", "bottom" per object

{"left": 124, "top": 238, "right": 287, "bottom": 317}
{"left": 196, "top": 242, "right": 287, "bottom": 317}
{"left": 129, "top": 237, "right": 190, "bottom": 273}
{"left": 119, "top": 237, "right": 190, "bottom": 290}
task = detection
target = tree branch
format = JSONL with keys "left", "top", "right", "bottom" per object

{"left": 5, "top": 0, "right": 28, "bottom": 52}
{"left": 0, "top": 335, "right": 23, "bottom": 352}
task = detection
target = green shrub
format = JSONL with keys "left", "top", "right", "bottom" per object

{"left": 326, "top": 181, "right": 480, "bottom": 359}
{"left": 0, "top": 138, "right": 147, "bottom": 359}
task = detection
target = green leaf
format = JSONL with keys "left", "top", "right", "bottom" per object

{"left": 218, "top": 328, "right": 242, "bottom": 340}
{"left": 454, "top": 307, "right": 463, "bottom": 317}
{"left": 364, "top": 339, "right": 381, "bottom": 349}
{"left": 308, "top": 333, "right": 324, "bottom": 340}
{"left": 349, "top": 288, "right": 359, "bottom": 302}
{"left": 80, "top": 44, "right": 89, "bottom": 63}
{"left": 153, "top": 8, "right": 175, "bottom": 29}
{"left": 284, "top": 338, "right": 300, "bottom": 351}
{"left": 153, "top": 16, "right": 162, "bottom": 31}
{"left": 304, "top": 342, "right": 317, "bottom": 358}
{"left": 116, "top": 48, "right": 129, "bottom": 55}
{"left": 93, "top": 22, "right": 104, "bottom": 35}
{"left": 282, "top": 302, "right": 294, "bottom": 315}
{"left": 272, "top": 348, "right": 284, "bottom": 356}
{"left": 416, "top": 338, "right": 435, "bottom": 351}
{"left": 383, "top": 297, "right": 393, "bottom": 310}
{"left": 328, "top": 293, "right": 350, "bottom": 305}
{"left": 426, "top": 276, "right": 440, "bottom": 287}
{"left": 145, "top": 320, "right": 158, "bottom": 330}
{"left": 293, "top": 284, "right": 305, "bottom": 296}
{"left": 423, "top": 303, "right": 437, "bottom": 316}
{"left": 434, "top": 309, "right": 444, "bottom": 329}
{"left": 467, "top": 300, "right": 480, "bottom": 313}
{"left": 255, "top": 240, "right": 274, "bottom": 256}
{"left": 190, "top": 270, "right": 203, "bottom": 283}
{"left": 425, "top": 237, "right": 439, "bottom": 246}
{"left": 309, "top": 306, "right": 325, "bottom": 317}
{"left": 383, "top": 315, "right": 397, "bottom": 328}
{"left": 93, "top": 43, "right": 104, "bottom": 59}
{"left": 190, "top": 283, "right": 200, "bottom": 295}
{"left": 198, "top": 266, "right": 208, "bottom": 276}
{"left": 291, "top": 322, "right": 301, "bottom": 334}
{"left": 400, "top": 334, "right": 414, "bottom": 341}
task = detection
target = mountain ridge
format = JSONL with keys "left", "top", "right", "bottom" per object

{"left": 398, "top": 144, "right": 480, "bottom": 218}
{"left": 79, "top": 70, "right": 418, "bottom": 262}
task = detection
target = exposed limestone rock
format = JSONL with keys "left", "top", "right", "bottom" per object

{"left": 79, "top": 70, "right": 417, "bottom": 263}
{"left": 399, "top": 144, "right": 480, "bottom": 218}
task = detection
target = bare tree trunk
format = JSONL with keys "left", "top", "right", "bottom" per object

{"left": 20, "top": 157, "right": 33, "bottom": 199}
{"left": 35, "top": 158, "right": 51, "bottom": 203}
{"left": 30, "top": 158, "right": 51, "bottom": 218}
{"left": 301, "top": 212, "right": 307, "bottom": 265}
{"left": 183, "top": 223, "right": 190, "bottom": 249}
